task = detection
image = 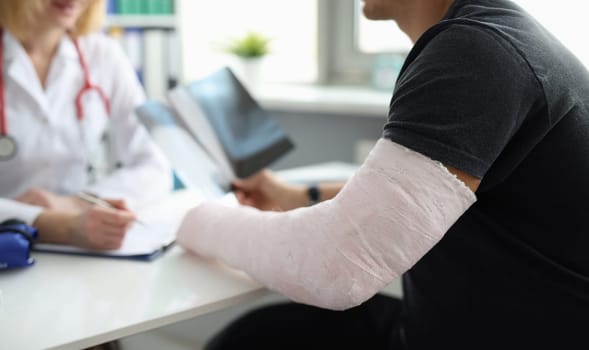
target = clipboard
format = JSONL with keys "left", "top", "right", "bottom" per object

{"left": 32, "top": 242, "right": 175, "bottom": 261}
{"left": 33, "top": 221, "right": 179, "bottom": 261}
{"left": 32, "top": 190, "right": 208, "bottom": 261}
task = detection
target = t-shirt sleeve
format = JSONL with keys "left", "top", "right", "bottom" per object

{"left": 383, "top": 24, "right": 541, "bottom": 178}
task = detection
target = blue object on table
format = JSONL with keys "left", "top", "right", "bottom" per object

{"left": 173, "top": 170, "right": 185, "bottom": 190}
{"left": 0, "top": 219, "right": 38, "bottom": 270}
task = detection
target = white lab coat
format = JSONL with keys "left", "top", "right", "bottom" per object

{"left": 0, "top": 30, "right": 173, "bottom": 224}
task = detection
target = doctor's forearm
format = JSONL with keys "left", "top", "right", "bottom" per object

{"left": 32, "top": 211, "right": 77, "bottom": 245}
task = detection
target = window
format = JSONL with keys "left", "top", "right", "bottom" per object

{"left": 178, "top": 1, "right": 587, "bottom": 88}
{"left": 326, "top": 0, "right": 409, "bottom": 86}
{"left": 343, "top": 0, "right": 589, "bottom": 86}
{"left": 178, "top": 0, "right": 317, "bottom": 84}
{"left": 355, "top": 1, "right": 411, "bottom": 54}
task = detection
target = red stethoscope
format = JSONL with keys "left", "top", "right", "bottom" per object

{"left": 0, "top": 28, "right": 111, "bottom": 160}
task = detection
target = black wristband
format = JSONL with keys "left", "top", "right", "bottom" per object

{"left": 307, "top": 185, "right": 320, "bottom": 205}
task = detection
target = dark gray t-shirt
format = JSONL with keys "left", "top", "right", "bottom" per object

{"left": 383, "top": 0, "right": 589, "bottom": 348}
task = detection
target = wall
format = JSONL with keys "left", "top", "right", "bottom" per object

{"left": 268, "top": 109, "right": 387, "bottom": 170}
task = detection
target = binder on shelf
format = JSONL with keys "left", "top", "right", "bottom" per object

{"left": 145, "top": 0, "right": 175, "bottom": 14}
{"left": 163, "top": 0, "right": 174, "bottom": 14}
{"left": 166, "top": 30, "right": 180, "bottom": 89}
{"left": 104, "top": 0, "right": 178, "bottom": 94}
{"left": 143, "top": 29, "right": 167, "bottom": 100}
{"left": 106, "top": 0, "right": 117, "bottom": 14}
{"left": 115, "top": 0, "right": 142, "bottom": 14}
{"left": 121, "top": 28, "right": 145, "bottom": 85}
{"left": 113, "top": 0, "right": 174, "bottom": 15}
{"left": 136, "top": 67, "right": 295, "bottom": 197}
{"left": 106, "top": 27, "right": 180, "bottom": 97}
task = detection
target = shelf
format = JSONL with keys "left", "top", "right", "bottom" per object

{"left": 105, "top": 15, "right": 177, "bottom": 29}
{"left": 255, "top": 83, "right": 391, "bottom": 118}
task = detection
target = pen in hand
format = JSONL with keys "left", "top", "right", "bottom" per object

{"left": 75, "top": 192, "right": 146, "bottom": 226}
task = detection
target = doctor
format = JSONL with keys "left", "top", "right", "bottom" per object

{"left": 0, "top": 0, "right": 172, "bottom": 250}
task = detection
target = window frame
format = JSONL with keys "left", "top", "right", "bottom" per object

{"left": 319, "top": 0, "right": 409, "bottom": 86}
{"left": 319, "top": 0, "right": 371, "bottom": 85}
{"left": 320, "top": 0, "right": 589, "bottom": 86}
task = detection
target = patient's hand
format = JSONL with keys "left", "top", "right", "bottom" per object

{"left": 232, "top": 169, "right": 307, "bottom": 211}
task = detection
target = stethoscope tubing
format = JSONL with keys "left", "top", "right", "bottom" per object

{"left": 0, "top": 28, "right": 110, "bottom": 136}
{"left": 72, "top": 36, "right": 111, "bottom": 119}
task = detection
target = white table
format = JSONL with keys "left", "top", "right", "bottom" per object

{"left": 0, "top": 190, "right": 268, "bottom": 350}
{"left": 0, "top": 162, "right": 357, "bottom": 350}
{"left": 0, "top": 246, "right": 267, "bottom": 350}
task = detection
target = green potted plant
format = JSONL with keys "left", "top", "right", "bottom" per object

{"left": 225, "top": 31, "right": 271, "bottom": 59}
{"left": 224, "top": 32, "right": 271, "bottom": 91}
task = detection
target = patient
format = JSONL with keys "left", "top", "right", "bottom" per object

{"left": 177, "top": 0, "right": 589, "bottom": 349}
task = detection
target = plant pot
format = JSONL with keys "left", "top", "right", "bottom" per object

{"left": 232, "top": 57, "right": 263, "bottom": 94}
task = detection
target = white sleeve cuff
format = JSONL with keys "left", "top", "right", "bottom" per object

{"left": 0, "top": 199, "right": 44, "bottom": 225}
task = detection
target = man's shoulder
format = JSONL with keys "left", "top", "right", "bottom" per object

{"left": 408, "top": 21, "right": 526, "bottom": 79}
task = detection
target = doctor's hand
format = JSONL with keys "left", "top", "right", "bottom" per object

{"left": 70, "top": 201, "right": 136, "bottom": 250}
{"left": 33, "top": 202, "right": 137, "bottom": 250}
{"left": 232, "top": 169, "right": 308, "bottom": 211}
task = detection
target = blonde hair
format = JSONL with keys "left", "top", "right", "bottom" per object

{"left": 0, "top": 0, "right": 105, "bottom": 40}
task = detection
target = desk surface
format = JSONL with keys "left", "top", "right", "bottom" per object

{"left": 0, "top": 191, "right": 267, "bottom": 350}
{"left": 0, "top": 247, "right": 266, "bottom": 350}
{"left": 0, "top": 163, "right": 356, "bottom": 350}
